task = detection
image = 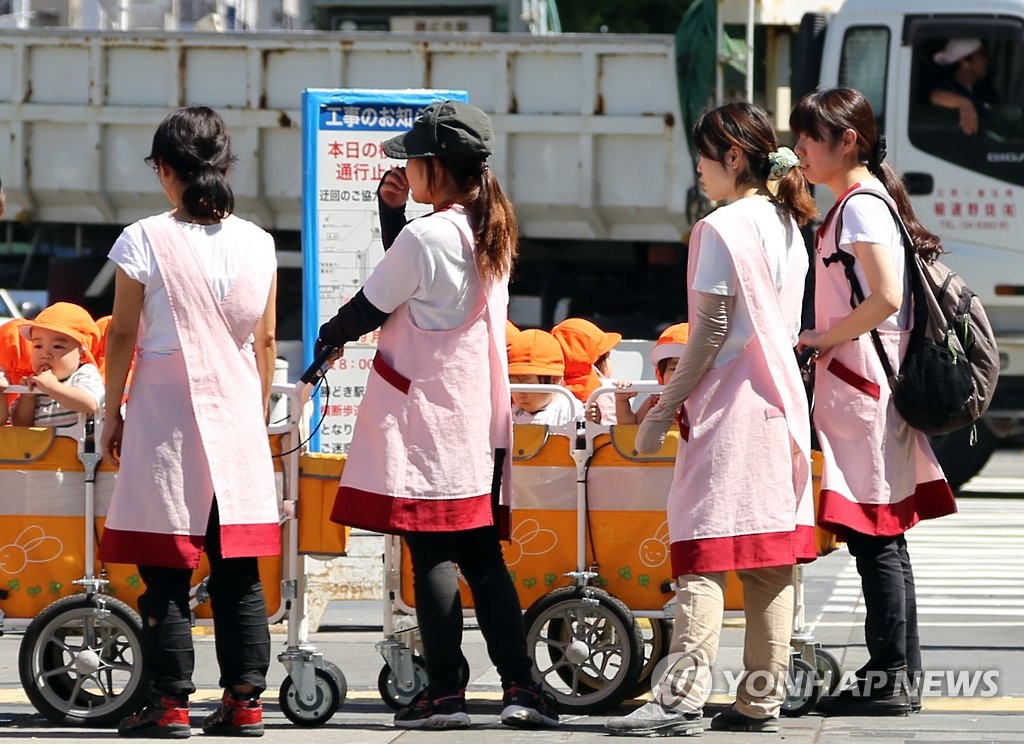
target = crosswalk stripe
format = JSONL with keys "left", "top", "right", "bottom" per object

{"left": 813, "top": 497, "right": 1024, "bottom": 624}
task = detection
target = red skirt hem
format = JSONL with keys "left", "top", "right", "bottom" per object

{"left": 99, "top": 523, "right": 280, "bottom": 569}
{"left": 331, "top": 487, "right": 495, "bottom": 534}
{"left": 817, "top": 481, "right": 956, "bottom": 537}
{"left": 670, "top": 525, "right": 817, "bottom": 576}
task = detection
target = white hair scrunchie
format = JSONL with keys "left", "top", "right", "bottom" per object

{"left": 767, "top": 147, "right": 800, "bottom": 180}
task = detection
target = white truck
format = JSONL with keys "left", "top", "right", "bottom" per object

{"left": 0, "top": 0, "right": 1019, "bottom": 484}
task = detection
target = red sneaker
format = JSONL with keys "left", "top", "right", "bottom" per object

{"left": 118, "top": 695, "right": 191, "bottom": 739}
{"left": 201, "top": 691, "right": 264, "bottom": 737}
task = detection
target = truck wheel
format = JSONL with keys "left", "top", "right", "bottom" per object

{"left": 18, "top": 594, "right": 149, "bottom": 726}
{"left": 930, "top": 420, "right": 998, "bottom": 492}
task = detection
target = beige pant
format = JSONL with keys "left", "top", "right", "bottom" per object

{"left": 654, "top": 565, "right": 795, "bottom": 719}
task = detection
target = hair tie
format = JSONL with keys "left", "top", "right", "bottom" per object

{"left": 767, "top": 147, "right": 800, "bottom": 180}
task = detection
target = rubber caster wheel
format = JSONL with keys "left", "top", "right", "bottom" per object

{"left": 279, "top": 666, "right": 342, "bottom": 726}
{"left": 377, "top": 655, "right": 469, "bottom": 710}
{"left": 781, "top": 657, "right": 821, "bottom": 717}
{"left": 19, "top": 594, "right": 148, "bottom": 726}
{"left": 524, "top": 586, "right": 644, "bottom": 714}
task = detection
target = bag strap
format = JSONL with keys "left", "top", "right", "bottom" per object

{"left": 825, "top": 190, "right": 917, "bottom": 381}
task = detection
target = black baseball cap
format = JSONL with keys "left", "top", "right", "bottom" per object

{"left": 382, "top": 100, "right": 493, "bottom": 160}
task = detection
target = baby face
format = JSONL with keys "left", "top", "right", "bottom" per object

{"left": 30, "top": 328, "right": 82, "bottom": 381}
{"left": 510, "top": 374, "right": 557, "bottom": 414}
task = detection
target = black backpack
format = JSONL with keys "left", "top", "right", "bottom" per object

{"left": 829, "top": 191, "right": 999, "bottom": 436}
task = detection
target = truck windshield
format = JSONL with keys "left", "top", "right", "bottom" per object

{"left": 908, "top": 17, "right": 1024, "bottom": 185}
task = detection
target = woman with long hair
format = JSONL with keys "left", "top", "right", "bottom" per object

{"left": 318, "top": 100, "right": 558, "bottom": 731}
{"left": 791, "top": 87, "right": 956, "bottom": 715}
{"left": 606, "top": 101, "right": 817, "bottom": 736}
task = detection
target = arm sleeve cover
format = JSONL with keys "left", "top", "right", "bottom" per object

{"left": 317, "top": 290, "right": 390, "bottom": 349}
{"left": 634, "top": 291, "right": 733, "bottom": 454}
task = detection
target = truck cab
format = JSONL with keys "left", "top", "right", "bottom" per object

{"left": 808, "top": 0, "right": 1024, "bottom": 484}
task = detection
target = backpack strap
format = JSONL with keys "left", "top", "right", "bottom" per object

{"left": 826, "top": 190, "right": 919, "bottom": 382}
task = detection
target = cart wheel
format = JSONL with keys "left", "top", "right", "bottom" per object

{"left": 18, "top": 594, "right": 148, "bottom": 726}
{"left": 781, "top": 657, "right": 821, "bottom": 717}
{"left": 813, "top": 647, "right": 842, "bottom": 696}
{"left": 377, "top": 656, "right": 428, "bottom": 710}
{"left": 377, "top": 656, "right": 470, "bottom": 710}
{"left": 524, "top": 586, "right": 644, "bottom": 714}
{"left": 279, "top": 666, "right": 341, "bottom": 727}
{"left": 631, "top": 618, "right": 673, "bottom": 698}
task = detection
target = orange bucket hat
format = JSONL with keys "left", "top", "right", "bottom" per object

{"left": 508, "top": 329, "right": 565, "bottom": 377}
{"left": 551, "top": 318, "right": 622, "bottom": 402}
{"left": 0, "top": 318, "right": 34, "bottom": 384}
{"left": 20, "top": 302, "right": 101, "bottom": 367}
{"left": 650, "top": 323, "right": 689, "bottom": 364}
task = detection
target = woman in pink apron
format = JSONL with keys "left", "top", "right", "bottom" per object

{"left": 792, "top": 88, "right": 956, "bottom": 715}
{"left": 100, "top": 106, "right": 280, "bottom": 738}
{"left": 317, "top": 101, "right": 558, "bottom": 731}
{"left": 606, "top": 102, "right": 817, "bottom": 737}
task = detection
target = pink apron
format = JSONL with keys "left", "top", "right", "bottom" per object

{"left": 330, "top": 209, "right": 514, "bottom": 537}
{"left": 668, "top": 205, "right": 815, "bottom": 577}
{"left": 100, "top": 213, "right": 280, "bottom": 568}
{"left": 813, "top": 186, "right": 956, "bottom": 537}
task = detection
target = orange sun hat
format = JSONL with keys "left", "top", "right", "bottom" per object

{"left": 551, "top": 318, "right": 622, "bottom": 402}
{"left": 650, "top": 322, "right": 690, "bottom": 364}
{"left": 507, "top": 329, "right": 565, "bottom": 377}
{"left": 0, "top": 317, "right": 34, "bottom": 384}
{"left": 20, "top": 302, "right": 101, "bottom": 367}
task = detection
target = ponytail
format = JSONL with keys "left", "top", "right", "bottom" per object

{"left": 773, "top": 165, "right": 817, "bottom": 226}
{"left": 440, "top": 156, "right": 519, "bottom": 284}
{"left": 868, "top": 141, "right": 943, "bottom": 261}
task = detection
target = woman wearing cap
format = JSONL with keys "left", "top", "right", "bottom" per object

{"left": 99, "top": 106, "right": 280, "bottom": 738}
{"left": 929, "top": 38, "right": 999, "bottom": 135}
{"left": 606, "top": 102, "right": 817, "bottom": 737}
{"left": 318, "top": 100, "right": 559, "bottom": 731}
{"left": 552, "top": 317, "right": 621, "bottom": 425}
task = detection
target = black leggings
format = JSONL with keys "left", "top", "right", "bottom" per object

{"left": 136, "top": 500, "right": 271, "bottom": 698}
{"left": 404, "top": 526, "right": 534, "bottom": 697}
{"left": 844, "top": 531, "right": 921, "bottom": 683}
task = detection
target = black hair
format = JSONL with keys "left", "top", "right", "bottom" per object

{"left": 790, "top": 88, "right": 943, "bottom": 260}
{"left": 147, "top": 105, "right": 236, "bottom": 221}
{"left": 692, "top": 102, "right": 816, "bottom": 226}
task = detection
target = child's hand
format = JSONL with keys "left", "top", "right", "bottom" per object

{"left": 612, "top": 379, "right": 637, "bottom": 400}
{"left": 27, "top": 368, "right": 61, "bottom": 395}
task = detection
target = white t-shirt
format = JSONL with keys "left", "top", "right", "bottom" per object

{"left": 513, "top": 394, "right": 583, "bottom": 427}
{"left": 108, "top": 215, "right": 277, "bottom": 358}
{"left": 362, "top": 206, "right": 483, "bottom": 331}
{"left": 836, "top": 182, "right": 910, "bottom": 331}
{"left": 691, "top": 198, "right": 805, "bottom": 366}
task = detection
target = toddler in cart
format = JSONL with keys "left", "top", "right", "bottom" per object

{"left": 508, "top": 328, "right": 583, "bottom": 426}
{"left": 0, "top": 302, "right": 104, "bottom": 441}
{"left": 613, "top": 322, "right": 689, "bottom": 424}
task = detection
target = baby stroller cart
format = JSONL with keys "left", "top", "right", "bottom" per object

{"left": 516, "top": 384, "right": 841, "bottom": 715}
{"left": 2, "top": 382, "right": 348, "bottom": 727}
